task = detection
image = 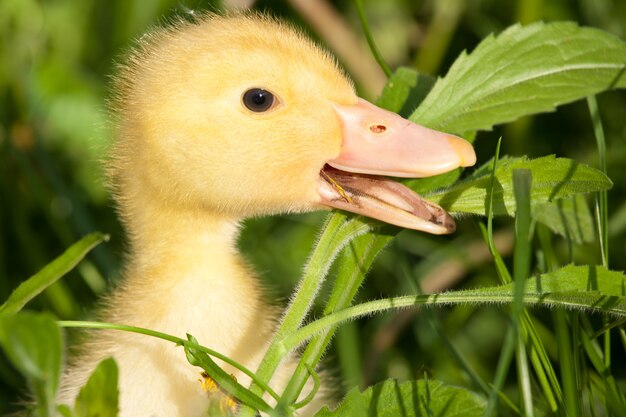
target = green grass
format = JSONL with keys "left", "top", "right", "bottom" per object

{"left": 1, "top": 1, "right": 626, "bottom": 416}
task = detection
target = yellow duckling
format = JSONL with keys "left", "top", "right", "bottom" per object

{"left": 59, "top": 12, "right": 475, "bottom": 416}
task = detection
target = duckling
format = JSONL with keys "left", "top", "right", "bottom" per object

{"left": 59, "top": 12, "right": 475, "bottom": 416}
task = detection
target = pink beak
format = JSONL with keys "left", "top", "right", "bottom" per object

{"left": 317, "top": 98, "right": 476, "bottom": 234}
{"left": 329, "top": 99, "right": 475, "bottom": 177}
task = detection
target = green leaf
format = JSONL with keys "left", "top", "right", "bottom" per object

{"left": 315, "top": 379, "right": 486, "bottom": 417}
{"left": 0, "top": 233, "right": 109, "bottom": 317}
{"left": 425, "top": 156, "right": 612, "bottom": 216}
{"left": 183, "top": 334, "right": 271, "bottom": 414}
{"left": 376, "top": 67, "right": 435, "bottom": 117}
{"left": 0, "top": 312, "right": 63, "bottom": 417}
{"left": 411, "top": 22, "right": 626, "bottom": 133}
{"left": 74, "top": 358, "right": 119, "bottom": 417}
{"left": 511, "top": 264, "right": 625, "bottom": 296}
{"left": 379, "top": 67, "right": 464, "bottom": 222}
{"left": 473, "top": 264, "right": 626, "bottom": 315}
{"left": 535, "top": 195, "right": 595, "bottom": 243}
{"left": 403, "top": 169, "right": 461, "bottom": 195}
{"left": 57, "top": 404, "right": 74, "bottom": 417}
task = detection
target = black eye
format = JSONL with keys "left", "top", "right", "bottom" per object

{"left": 242, "top": 88, "right": 275, "bottom": 112}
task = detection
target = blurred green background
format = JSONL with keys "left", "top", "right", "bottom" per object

{"left": 1, "top": 0, "right": 625, "bottom": 413}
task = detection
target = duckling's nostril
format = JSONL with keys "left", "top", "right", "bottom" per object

{"left": 369, "top": 124, "right": 387, "bottom": 134}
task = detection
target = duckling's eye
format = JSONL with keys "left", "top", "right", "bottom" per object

{"left": 242, "top": 88, "right": 275, "bottom": 112}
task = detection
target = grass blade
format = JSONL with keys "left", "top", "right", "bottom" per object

{"left": 479, "top": 144, "right": 562, "bottom": 412}
{"left": 0, "top": 233, "right": 109, "bottom": 317}
{"left": 513, "top": 170, "right": 534, "bottom": 417}
{"left": 538, "top": 223, "right": 582, "bottom": 416}
{"left": 587, "top": 95, "right": 609, "bottom": 268}
{"left": 485, "top": 169, "right": 533, "bottom": 417}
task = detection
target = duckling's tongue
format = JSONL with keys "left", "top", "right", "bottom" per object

{"left": 317, "top": 98, "right": 476, "bottom": 234}
{"left": 318, "top": 165, "right": 454, "bottom": 234}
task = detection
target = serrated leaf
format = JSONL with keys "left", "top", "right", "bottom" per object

{"left": 411, "top": 22, "right": 626, "bottom": 133}
{"left": 376, "top": 67, "right": 435, "bottom": 116}
{"left": 471, "top": 264, "right": 626, "bottom": 314}
{"left": 403, "top": 169, "right": 461, "bottom": 195}
{"left": 0, "top": 233, "right": 109, "bottom": 317}
{"left": 535, "top": 195, "right": 595, "bottom": 243}
{"left": 74, "top": 358, "right": 119, "bottom": 417}
{"left": 315, "top": 379, "right": 485, "bottom": 417}
{"left": 424, "top": 155, "right": 612, "bottom": 216}
{"left": 526, "top": 264, "right": 625, "bottom": 295}
{"left": 0, "top": 312, "right": 62, "bottom": 416}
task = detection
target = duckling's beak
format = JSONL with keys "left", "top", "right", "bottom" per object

{"left": 317, "top": 98, "right": 476, "bottom": 234}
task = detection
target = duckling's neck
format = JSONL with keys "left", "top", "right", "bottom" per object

{"left": 112, "top": 203, "right": 270, "bottom": 354}
{"left": 125, "top": 200, "right": 241, "bottom": 254}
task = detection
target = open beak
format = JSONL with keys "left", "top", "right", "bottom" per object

{"left": 317, "top": 98, "right": 476, "bottom": 234}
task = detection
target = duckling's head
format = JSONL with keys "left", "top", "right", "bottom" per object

{"left": 111, "top": 13, "right": 475, "bottom": 235}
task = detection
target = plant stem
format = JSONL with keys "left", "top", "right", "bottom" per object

{"left": 239, "top": 214, "right": 370, "bottom": 416}
{"left": 413, "top": 0, "right": 464, "bottom": 74}
{"left": 278, "top": 288, "right": 626, "bottom": 351}
{"left": 354, "top": 0, "right": 392, "bottom": 77}
{"left": 58, "top": 320, "right": 280, "bottom": 402}
{"left": 275, "top": 233, "right": 390, "bottom": 411}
